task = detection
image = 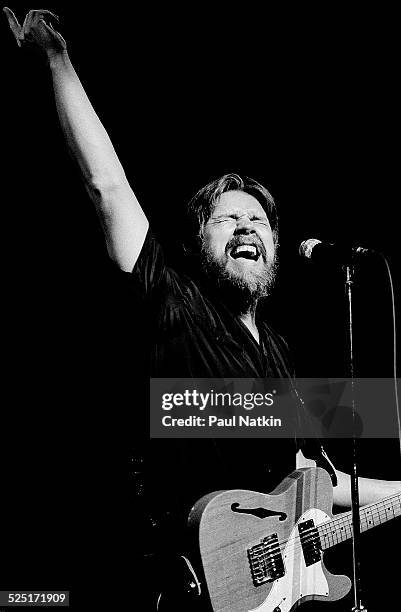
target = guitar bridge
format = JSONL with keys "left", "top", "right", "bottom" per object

{"left": 248, "top": 534, "right": 285, "bottom": 586}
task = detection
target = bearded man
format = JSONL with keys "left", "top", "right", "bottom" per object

{"left": 4, "top": 8, "right": 400, "bottom": 611}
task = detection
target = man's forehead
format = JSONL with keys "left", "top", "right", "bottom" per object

{"left": 213, "top": 191, "right": 266, "bottom": 215}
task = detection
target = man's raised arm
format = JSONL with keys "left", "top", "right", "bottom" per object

{"left": 3, "top": 7, "right": 149, "bottom": 271}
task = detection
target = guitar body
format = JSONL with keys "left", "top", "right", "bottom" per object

{"left": 188, "top": 467, "right": 351, "bottom": 612}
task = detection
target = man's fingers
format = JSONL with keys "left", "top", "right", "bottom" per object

{"left": 21, "top": 11, "right": 31, "bottom": 38}
{"left": 22, "top": 9, "right": 60, "bottom": 38}
{"left": 3, "top": 6, "right": 23, "bottom": 46}
{"left": 3, "top": 6, "right": 21, "bottom": 28}
{"left": 34, "top": 9, "right": 59, "bottom": 22}
{"left": 21, "top": 9, "right": 34, "bottom": 36}
{"left": 23, "top": 9, "right": 59, "bottom": 29}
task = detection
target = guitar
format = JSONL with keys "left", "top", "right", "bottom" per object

{"left": 187, "top": 467, "right": 401, "bottom": 612}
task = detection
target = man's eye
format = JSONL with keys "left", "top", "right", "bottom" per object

{"left": 214, "top": 217, "right": 235, "bottom": 223}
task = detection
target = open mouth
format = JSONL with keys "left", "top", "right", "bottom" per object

{"left": 229, "top": 244, "right": 260, "bottom": 261}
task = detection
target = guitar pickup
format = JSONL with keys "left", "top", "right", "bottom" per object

{"left": 298, "top": 519, "right": 322, "bottom": 566}
{"left": 247, "top": 534, "right": 285, "bottom": 586}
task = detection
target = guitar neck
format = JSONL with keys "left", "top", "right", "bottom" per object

{"left": 318, "top": 492, "right": 401, "bottom": 551}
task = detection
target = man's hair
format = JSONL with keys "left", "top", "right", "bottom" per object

{"left": 183, "top": 173, "right": 279, "bottom": 255}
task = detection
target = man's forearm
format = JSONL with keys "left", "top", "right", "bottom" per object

{"left": 333, "top": 469, "right": 401, "bottom": 508}
{"left": 48, "top": 51, "right": 128, "bottom": 200}
{"left": 47, "top": 48, "right": 149, "bottom": 271}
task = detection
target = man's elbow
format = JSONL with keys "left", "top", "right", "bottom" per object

{"left": 89, "top": 174, "right": 126, "bottom": 202}
{"left": 86, "top": 175, "right": 131, "bottom": 220}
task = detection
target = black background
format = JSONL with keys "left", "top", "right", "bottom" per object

{"left": 1, "top": 3, "right": 400, "bottom": 610}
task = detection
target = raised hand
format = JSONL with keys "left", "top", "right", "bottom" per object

{"left": 3, "top": 7, "right": 66, "bottom": 57}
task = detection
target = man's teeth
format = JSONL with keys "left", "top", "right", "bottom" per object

{"left": 232, "top": 245, "right": 258, "bottom": 258}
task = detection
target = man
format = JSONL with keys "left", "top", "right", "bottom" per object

{"left": 4, "top": 8, "right": 400, "bottom": 610}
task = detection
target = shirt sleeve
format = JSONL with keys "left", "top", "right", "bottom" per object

{"left": 128, "top": 227, "right": 170, "bottom": 299}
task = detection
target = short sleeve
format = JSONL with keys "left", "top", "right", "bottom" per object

{"left": 129, "top": 228, "right": 169, "bottom": 298}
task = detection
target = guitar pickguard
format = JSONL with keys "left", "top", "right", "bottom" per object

{"left": 250, "top": 508, "right": 331, "bottom": 612}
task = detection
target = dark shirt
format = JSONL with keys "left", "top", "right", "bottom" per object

{"left": 126, "top": 229, "right": 334, "bottom": 554}
{"left": 130, "top": 229, "right": 294, "bottom": 379}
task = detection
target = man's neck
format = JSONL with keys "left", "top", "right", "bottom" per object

{"left": 239, "top": 310, "right": 260, "bottom": 344}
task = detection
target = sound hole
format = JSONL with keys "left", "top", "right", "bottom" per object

{"left": 231, "top": 503, "right": 287, "bottom": 520}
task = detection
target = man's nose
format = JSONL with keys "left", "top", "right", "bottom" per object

{"left": 234, "top": 215, "right": 255, "bottom": 233}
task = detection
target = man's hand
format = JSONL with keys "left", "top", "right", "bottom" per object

{"left": 3, "top": 7, "right": 66, "bottom": 58}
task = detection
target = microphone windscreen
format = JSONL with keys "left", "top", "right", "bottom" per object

{"left": 299, "top": 238, "right": 322, "bottom": 259}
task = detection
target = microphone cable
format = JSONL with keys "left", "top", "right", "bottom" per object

{"left": 379, "top": 252, "right": 401, "bottom": 459}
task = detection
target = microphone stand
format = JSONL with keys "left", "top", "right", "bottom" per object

{"left": 344, "top": 263, "right": 367, "bottom": 612}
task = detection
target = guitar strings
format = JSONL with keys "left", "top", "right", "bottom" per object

{"left": 252, "top": 502, "right": 401, "bottom": 571}
{"left": 276, "top": 496, "right": 400, "bottom": 552}
{"left": 227, "top": 499, "right": 401, "bottom": 573}
{"left": 249, "top": 507, "right": 398, "bottom": 578}
{"left": 262, "top": 503, "right": 401, "bottom": 563}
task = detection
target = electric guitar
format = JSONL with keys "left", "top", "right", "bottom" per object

{"left": 187, "top": 467, "right": 401, "bottom": 612}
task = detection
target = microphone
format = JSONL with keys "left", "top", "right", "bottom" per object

{"left": 299, "top": 238, "right": 375, "bottom": 264}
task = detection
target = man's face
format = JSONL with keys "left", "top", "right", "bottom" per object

{"left": 201, "top": 190, "right": 277, "bottom": 300}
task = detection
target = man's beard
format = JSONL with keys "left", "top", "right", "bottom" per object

{"left": 200, "top": 244, "right": 278, "bottom": 315}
